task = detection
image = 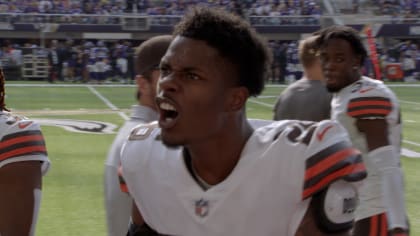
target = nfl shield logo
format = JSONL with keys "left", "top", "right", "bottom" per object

{"left": 195, "top": 199, "right": 209, "bottom": 217}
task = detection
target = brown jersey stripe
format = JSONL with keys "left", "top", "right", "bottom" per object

{"left": 347, "top": 97, "right": 392, "bottom": 118}
{"left": 2, "top": 130, "right": 42, "bottom": 141}
{"left": 347, "top": 99, "right": 392, "bottom": 109}
{"left": 0, "top": 135, "right": 45, "bottom": 151}
{"left": 348, "top": 109, "right": 392, "bottom": 118}
{"left": 304, "top": 153, "right": 364, "bottom": 189}
{"left": 302, "top": 162, "right": 365, "bottom": 199}
{"left": 0, "top": 146, "right": 47, "bottom": 161}
{"left": 0, "top": 140, "right": 46, "bottom": 156}
{"left": 118, "top": 165, "right": 129, "bottom": 193}
{"left": 306, "top": 140, "right": 351, "bottom": 168}
{"left": 305, "top": 147, "right": 361, "bottom": 180}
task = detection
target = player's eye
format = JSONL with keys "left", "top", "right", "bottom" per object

{"left": 159, "top": 66, "right": 170, "bottom": 77}
{"left": 185, "top": 72, "right": 200, "bottom": 81}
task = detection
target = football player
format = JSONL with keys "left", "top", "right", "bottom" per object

{"left": 0, "top": 68, "right": 50, "bottom": 236}
{"left": 121, "top": 8, "right": 366, "bottom": 236}
{"left": 317, "top": 25, "right": 409, "bottom": 236}
{"left": 104, "top": 35, "right": 172, "bottom": 236}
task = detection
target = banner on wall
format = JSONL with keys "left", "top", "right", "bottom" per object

{"left": 364, "top": 25, "right": 382, "bottom": 80}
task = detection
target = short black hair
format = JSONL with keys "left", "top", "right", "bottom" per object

{"left": 316, "top": 25, "right": 367, "bottom": 66}
{"left": 173, "top": 7, "right": 271, "bottom": 97}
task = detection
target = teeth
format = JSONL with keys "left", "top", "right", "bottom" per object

{"left": 160, "top": 102, "right": 176, "bottom": 111}
{"left": 165, "top": 117, "right": 174, "bottom": 122}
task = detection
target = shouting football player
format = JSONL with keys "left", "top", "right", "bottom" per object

{"left": 120, "top": 8, "right": 367, "bottom": 236}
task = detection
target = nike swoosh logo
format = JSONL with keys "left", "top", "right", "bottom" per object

{"left": 18, "top": 121, "right": 33, "bottom": 129}
{"left": 359, "top": 87, "right": 374, "bottom": 93}
{"left": 317, "top": 125, "right": 333, "bottom": 141}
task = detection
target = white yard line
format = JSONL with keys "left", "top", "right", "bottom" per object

{"left": 248, "top": 98, "right": 274, "bottom": 108}
{"left": 403, "top": 140, "right": 420, "bottom": 147}
{"left": 399, "top": 100, "right": 420, "bottom": 106}
{"left": 87, "top": 86, "right": 129, "bottom": 121}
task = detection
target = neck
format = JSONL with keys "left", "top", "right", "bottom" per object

{"left": 303, "top": 66, "right": 323, "bottom": 81}
{"left": 186, "top": 116, "right": 253, "bottom": 185}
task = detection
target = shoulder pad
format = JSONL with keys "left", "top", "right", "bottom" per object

{"left": 128, "top": 121, "right": 158, "bottom": 141}
{"left": 302, "top": 120, "right": 366, "bottom": 199}
{"left": 311, "top": 180, "right": 357, "bottom": 233}
{"left": 347, "top": 80, "right": 393, "bottom": 119}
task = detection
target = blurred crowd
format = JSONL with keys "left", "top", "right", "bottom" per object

{"left": 1, "top": 37, "right": 418, "bottom": 83}
{"left": 0, "top": 0, "right": 416, "bottom": 16}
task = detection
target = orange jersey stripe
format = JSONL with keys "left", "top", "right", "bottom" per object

{"left": 380, "top": 213, "right": 387, "bottom": 236}
{"left": 348, "top": 109, "right": 391, "bottom": 117}
{"left": 302, "top": 163, "right": 365, "bottom": 199}
{"left": 304, "top": 148, "right": 360, "bottom": 181}
{"left": 0, "top": 146, "right": 47, "bottom": 161}
{"left": 370, "top": 215, "right": 378, "bottom": 236}
{"left": 117, "top": 165, "right": 129, "bottom": 193}
{"left": 0, "top": 135, "right": 44, "bottom": 149}
{"left": 120, "top": 184, "right": 129, "bottom": 193}
{"left": 348, "top": 100, "right": 392, "bottom": 109}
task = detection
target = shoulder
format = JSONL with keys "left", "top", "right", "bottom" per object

{"left": 304, "top": 120, "right": 366, "bottom": 199}
{"left": 0, "top": 112, "right": 43, "bottom": 140}
{"left": 127, "top": 121, "right": 159, "bottom": 141}
{"left": 0, "top": 112, "right": 48, "bottom": 170}
{"left": 120, "top": 121, "right": 161, "bottom": 165}
{"left": 344, "top": 77, "right": 396, "bottom": 119}
{"left": 263, "top": 120, "right": 366, "bottom": 200}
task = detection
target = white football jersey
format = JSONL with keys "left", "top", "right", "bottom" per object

{"left": 331, "top": 76, "right": 402, "bottom": 220}
{"left": 121, "top": 119, "right": 365, "bottom": 236}
{"left": 0, "top": 111, "right": 50, "bottom": 174}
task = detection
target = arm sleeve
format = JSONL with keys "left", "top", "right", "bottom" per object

{"left": 302, "top": 121, "right": 367, "bottom": 200}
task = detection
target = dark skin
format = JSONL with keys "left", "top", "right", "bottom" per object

{"left": 130, "top": 36, "right": 350, "bottom": 235}
{"left": 0, "top": 161, "right": 42, "bottom": 236}
{"left": 320, "top": 38, "right": 407, "bottom": 236}
{"left": 156, "top": 36, "right": 252, "bottom": 185}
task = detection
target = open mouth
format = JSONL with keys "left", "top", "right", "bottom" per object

{"left": 156, "top": 97, "right": 179, "bottom": 129}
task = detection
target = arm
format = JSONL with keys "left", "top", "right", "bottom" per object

{"left": 0, "top": 161, "right": 43, "bottom": 236}
{"left": 356, "top": 119, "right": 408, "bottom": 235}
{"left": 295, "top": 199, "right": 350, "bottom": 236}
{"left": 127, "top": 201, "right": 162, "bottom": 236}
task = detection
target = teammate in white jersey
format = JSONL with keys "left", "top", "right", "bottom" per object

{"left": 317, "top": 25, "right": 409, "bottom": 236}
{"left": 120, "top": 8, "right": 366, "bottom": 236}
{"left": 104, "top": 35, "right": 172, "bottom": 236}
{"left": 0, "top": 69, "right": 50, "bottom": 236}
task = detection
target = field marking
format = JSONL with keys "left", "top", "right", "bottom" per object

{"left": 248, "top": 99, "right": 274, "bottom": 108}
{"left": 399, "top": 100, "right": 420, "bottom": 106}
{"left": 403, "top": 140, "right": 420, "bottom": 147}
{"left": 87, "top": 86, "right": 129, "bottom": 121}
{"left": 402, "top": 148, "right": 420, "bottom": 158}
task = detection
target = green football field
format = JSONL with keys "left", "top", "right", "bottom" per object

{"left": 4, "top": 82, "right": 420, "bottom": 236}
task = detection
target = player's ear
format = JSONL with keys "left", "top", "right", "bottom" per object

{"left": 225, "top": 86, "right": 249, "bottom": 112}
{"left": 137, "top": 75, "right": 148, "bottom": 93}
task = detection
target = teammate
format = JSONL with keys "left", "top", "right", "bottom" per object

{"left": 104, "top": 35, "right": 172, "bottom": 236}
{"left": 273, "top": 35, "right": 331, "bottom": 121}
{"left": 0, "top": 68, "right": 50, "bottom": 236}
{"left": 120, "top": 8, "right": 366, "bottom": 236}
{"left": 316, "top": 25, "right": 409, "bottom": 236}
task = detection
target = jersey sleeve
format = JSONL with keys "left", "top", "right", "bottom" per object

{"left": 119, "top": 122, "right": 159, "bottom": 194}
{"left": 118, "top": 164, "right": 129, "bottom": 193}
{"left": 346, "top": 84, "right": 393, "bottom": 119}
{"left": 301, "top": 120, "right": 366, "bottom": 200}
{"left": 0, "top": 116, "right": 49, "bottom": 174}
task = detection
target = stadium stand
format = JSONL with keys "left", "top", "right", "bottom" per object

{"left": 0, "top": 0, "right": 418, "bottom": 82}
